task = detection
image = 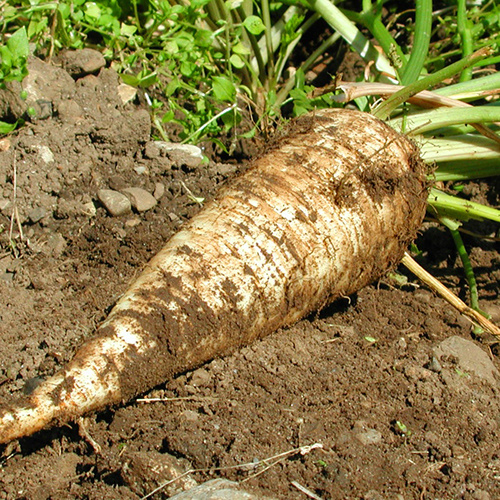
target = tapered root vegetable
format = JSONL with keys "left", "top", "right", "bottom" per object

{"left": 0, "top": 109, "right": 428, "bottom": 444}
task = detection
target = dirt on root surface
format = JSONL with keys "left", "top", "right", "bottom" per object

{"left": 0, "top": 52, "right": 499, "bottom": 500}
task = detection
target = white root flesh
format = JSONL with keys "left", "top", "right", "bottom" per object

{"left": 0, "top": 109, "right": 428, "bottom": 444}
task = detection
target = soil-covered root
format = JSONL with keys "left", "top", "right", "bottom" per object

{"left": 0, "top": 108, "right": 428, "bottom": 444}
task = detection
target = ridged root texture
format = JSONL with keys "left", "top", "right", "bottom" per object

{"left": 0, "top": 109, "right": 428, "bottom": 444}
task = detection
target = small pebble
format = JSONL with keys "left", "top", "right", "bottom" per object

{"left": 134, "top": 166, "right": 147, "bottom": 175}
{"left": 28, "top": 207, "right": 47, "bottom": 224}
{"left": 427, "top": 356, "right": 442, "bottom": 373}
{"left": 153, "top": 182, "right": 165, "bottom": 200}
{"left": 121, "top": 187, "right": 157, "bottom": 212}
{"left": 35, "top": 145, "right": 54, "bottom": 163}
{"left": 191, "top": 368, "right": 211, "bottom": 387}
{"left": 0, "top": 138, "right": 11, "bottom": 151}
{"left": 125, "top": 217, "right": 141, "bottom": 228}
{"left": 97, "top": 189, "right": 131, "bottom": 216}
{"left": 81, "top": 201, "right": 96, "bottom": 217}
{"left": 155, "top": 142, "right": 204, "bottom": 168}
{"left": 117, "top": 83, "right": 137, "bottom": 104}
{"left": 355, "top": 428, "right": 382, "bottom": 446}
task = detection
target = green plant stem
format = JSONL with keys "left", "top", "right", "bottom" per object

{"left": 431, "top": 159, "right": 500, "bottom": 182}
{"left": 428, "top": 188, "right": 500, "bottom": 223}
{"left": 457, "top": 0, "right": 473, "bottom": 82}
{"left": 373, "top": 47, "right": 493, "bottom": 120}
{"left": 432, "top": 71, "right": 500, "bottom": 99}
{"left": 393, "top": 105, "right": 500, "bottom": 135}
{"left": 400, "top": 0, "right": 432, "bottom": 85}
{"left": 274, "top": 31, "right": 341, "bottom": 109}
{"left": 420, "top": 135, "right": 500, "bottom": 165}
{"left": 450, "top": 227, "right": 480, "bottom": 311}
{"left": 440, "top": 217, "right": 487, "bottom": 333}
{"left": 345, "top": 6, "right": 406, "bottom": 80}
{"left": 260, "top": 0, "right": 275, "bottom": 89}
{"left": 304, "top": 0, "right": 396, "bottom": 78}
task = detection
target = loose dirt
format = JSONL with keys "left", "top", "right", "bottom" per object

{"left": 0, "top": 52, "right": 499, "bottom": 500}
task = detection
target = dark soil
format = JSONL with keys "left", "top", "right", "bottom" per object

{"left": 0, "top": 53, "right": 499, "bottom": 500}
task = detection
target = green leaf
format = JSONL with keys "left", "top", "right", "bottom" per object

{"left": 84, "top": 3, "right": 102, "bottom": 21}
{"left": 0, "top": 120, "right": 18, "bottom": 134}
{"left": 166, "top": 78, "right": 181, "bottom": 96}
{"left": 58, "top": 3, "right": 71, "bottom": 19}
{"left": 138, "top": 71, "right": 158, "bottom": 88}
{"left": 120, "top": 23, "right": 137, "bottom": 37}
{"left": 212, "top": 76, "right": 236, "bottom": 102}
{"left": 180, "top": 61, "right": 196, "bottom": 77}
{"left": 195, "top": 29, "right": 213, "bottom": 48}
{"left": 120, "top": 74, "right": 140, "bottom": 86}
{"left": 232, "top": 41, "right": 250, "bottom": 56}
{"left": 243, "top": 15, "right": 266, "bottom": 35}
{"left": 229, "top": 53, "right": 245, "bottom": 69}
{"left": 0, "top": 46, "right": 13, "bottom": 70}
{"left": 7, "top": 27, "right": 29, "bottom": 62}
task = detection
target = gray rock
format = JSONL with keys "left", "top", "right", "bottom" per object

{"left": 434, "top": 336, "right": 499, "bottom": 385}
{"left": 355, "top": 428, "right": 382, "bottom": 446}
{"left": 353, "top": 420, "right": 382, "bottom": 446}
{"left": 121, "top": 450, "right": 197, "bottom": 498}
{"left": 155, "top": 142, "right": 204, "bottom": 168}
{"left": 168, "top": 478, "right": 276, "bottom": 500}
{"left": 59, "top": 48, "right": 106, "bottom": 77}
{"left": 35, "top": 145, "right": 54, "bottom": 163}
{"left": 97, "top": 189, "right": 131, "bottom": 216}
{"left": 427, "top": 356, "right": 442, "bottom": 373}
{"left": 121, "top": 187, "right": 157, "bottom": 212}
{"left": 28, "top": 207, "right": 48, "bottom": 224}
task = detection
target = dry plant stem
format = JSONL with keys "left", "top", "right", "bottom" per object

{"left": 291, "top": 481, "right": 323, "bottom": 500}
{"left": 8, "top": 157, "right": 24, "bottom": 245}
{"left": 333, "top": 82, "right": 500, "bottom": 145}
{"left": 402, "top": 252, "right": 500, "bottom": 340}
{"left": 0, "top": 109, "right": 428, "bottom": 444}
